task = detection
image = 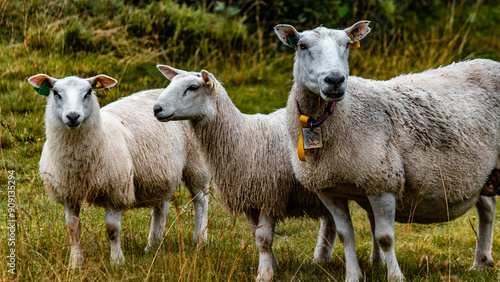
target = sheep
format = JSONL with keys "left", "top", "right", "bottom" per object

{"left": 27, "top": 74, "right": 211, "bottom": 267}
{"left": 274, "top": 21, "right": 500, "bottom": 281}
{"left": 152, "top": 66, "right": 337, "bottom": 281}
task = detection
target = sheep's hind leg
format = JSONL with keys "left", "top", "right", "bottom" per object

{"left": 105, "top": 205, "right": 125, "bottom": 265}
{"left": 246, "top": 208, "right": 260, "bottom": 236}
{"left": 65, "top": 204, "right": 84, "bottom": 268}
{"left": 313, "top": 215, "right": 336, "bottom": 263}
{"left": 145, "top": 201, "right": 169, "bottom": 253}
{"left": 471, "top": 195, "right": 497, "bottom": 270}
{"left": 254, "top": 212, "right": 278, "bottom": 282}
{"left": 367, "top": 193, "right": 404, "bottom": 282}
{"left": 317, "top": 193, "right": 362, "bottom": 282}
{"left": 368, "top": 213, "right": 386, "bottom": 266}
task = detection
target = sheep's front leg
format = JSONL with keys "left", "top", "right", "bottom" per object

{"left": 317, "top": 193, "right": 362, "bottom": 282}
{"left": 192, "top": 186, "right": 209, "bottom": 244}
{"left": 313, "top": 215, "right": 336, "bottom": 263}
{"left": 184, "top": 168, "right": 210, "bottom": 245}
{"left": 254, "top": 212, "right": 278, "bottom": 282}
{"left": 471, "top": 195, "right": 497, "bottom": 270}
{"left": 65, "top": 204, "right": 84, "bottom": 268}
{"left": 145, "top": 201, "right": 169, "bottom": 253}
{"left": 367, "top": 193, "right": 403, "bottom": 281}
{"left": 105, "top": 205, "right": 125, "bottom": 265}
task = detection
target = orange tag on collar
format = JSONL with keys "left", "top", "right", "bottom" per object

{"left": 297, "top": 115, "right": 310, "bottom": 162}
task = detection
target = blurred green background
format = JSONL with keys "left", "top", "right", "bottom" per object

{"left": 1, "top": 0, "right": 500, "bottom": 281}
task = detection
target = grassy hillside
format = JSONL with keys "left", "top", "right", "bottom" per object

{"left": 1, "top": 0, "right": 500, "bottom": 280}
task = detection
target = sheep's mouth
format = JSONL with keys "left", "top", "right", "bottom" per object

{"left": 156, "top": 113, "right": 174, "bottom": 122}
{"left": 65, "top": 121, "right": 82, "bottom": 128}
{"left": 320, "top": 90, "right": 345, "bottom": 102}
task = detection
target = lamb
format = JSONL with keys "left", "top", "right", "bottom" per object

{"left": 152, "top": 66, "right": 337, "bottom": 281}
{"left": 27, "top": 74, "right": 211, "bottom": 267}
{"left": 274, "top": 21, "right": 500, "bottom": 281}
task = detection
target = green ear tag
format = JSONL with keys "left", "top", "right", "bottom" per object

{"left": 286, "top": 35, "right": 296, "bottom": 49}
{"left": 34, "top": 81, "right": 50, "bottom": 96}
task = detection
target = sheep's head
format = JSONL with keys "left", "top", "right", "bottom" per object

{"left": 154, "top": 65, "right": 217, "bottom": 122}
{"left": 274, "top": 21, "right": 370, "bottom": 102}
{"left": 28, "top": 74, "right": 117, "bottom": 128}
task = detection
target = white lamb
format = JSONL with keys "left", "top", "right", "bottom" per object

{"left": 274, "top": 21, "right": 500, "bottom": 281}
{"left": 28, "top": 74, "right": 211, "bottom": 267}
{"left": 152, "top": 66, "right": 337, "bottom": 281}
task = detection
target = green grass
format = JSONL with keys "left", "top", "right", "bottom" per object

{"left": 2, "top": 0, "right": 500, "bottom": 281}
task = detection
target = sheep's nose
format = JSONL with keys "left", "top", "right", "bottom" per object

{"left": 66, "top": 113, "right": 80, "bottom": 121}
{"left": 325, "top": 73, "right": 345, "bottom": 88}
{"left": 153, "top": 105, "right": 163, "bottom": 117}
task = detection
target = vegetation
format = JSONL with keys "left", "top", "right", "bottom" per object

{"left": 1, "top": 0, "right": 499, "bottom": 280}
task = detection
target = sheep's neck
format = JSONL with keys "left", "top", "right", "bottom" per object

{"left": 45, "top": 111, "right": 105, "bottom": 158}
{"left": 191, "top": 91, "right": 246, "bottom": 174}
{"left": 292, "top": 84, "right": 336, "bottom": 121}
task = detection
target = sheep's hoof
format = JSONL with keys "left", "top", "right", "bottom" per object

{"left": 312, "top": 251, "right": 332, "bottom": 264}
{"left": 69, "top": 252, "right": 84, "bottom": 268}
{"left": 144, "top": 244, "right": 158, "bottom": 254}
{"left": 256, "top": 268, "right": 273, "bottom": 282}
{"left": 110, "top": 252, "right": 125, "bottom": 266}
{"left": 313, "top": 247, "right": 333, "bottom": 263}
{"left": 345, "top": 271, "right": 363, "bottom": 282}
{"left": 470, "top": 258, "right": 495, "bottom": 271}
{"left": 256, "top": 257, "right": 277, "bottom": 282}
{"left": 313, "top": 256, "right": 330, "bottom": 264}
{"left": 388, "top": 272, "right": 405, "bottom": 282}
{"left": 193, "top": 234, "right": 208, "bottom": 246}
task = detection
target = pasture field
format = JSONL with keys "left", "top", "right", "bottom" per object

{"left": 1, "top": 0, "right": 500, "bottom": 280}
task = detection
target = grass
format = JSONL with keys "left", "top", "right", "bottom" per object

{"left": 1, "top": 0, "right": 500, "bottom": 281}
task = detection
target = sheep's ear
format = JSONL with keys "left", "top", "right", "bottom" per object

{"left": 157, "top": 65, "right": 186, "bottom": 81}
{"left": 88, "top": 75, "right": 117, "bottom": 89}
{"left": 274, "top": 24, "right": 300, "bottom": 48}
{"left": 28, "top": 74, "right": 57, "bottom": 96}
{"left": 28, "top": 74, "right": 57, "bottom": 88}
{"left": 201, "top": 70, "right": 217, "bottom": 93}
{"left": 344, "top": 20, "right": 370, "bottom": 48}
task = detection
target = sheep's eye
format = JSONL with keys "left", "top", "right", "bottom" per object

{"left": 84, "top": 89, "right": 92, "bottom": 99}
{"left": 184, "top": 85, "right": 199, "bottom": 96}
{"left": 299, "top": 43, "right": 308, "bottom": 50}
{"left": 53, "top": 90, "right": 61, "bottom": 99}
{"left": 187, "top": 85, "right": 199, "bottom": 91}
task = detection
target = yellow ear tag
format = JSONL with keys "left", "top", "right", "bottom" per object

{"left": 207, "top": 80, "right": 218, "bottom": 94}
{"left": 348, "top": 34, "right": 360, "bottom": 48}
{"left": 95, "top": 81, "right": 102, "bottom": 88}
